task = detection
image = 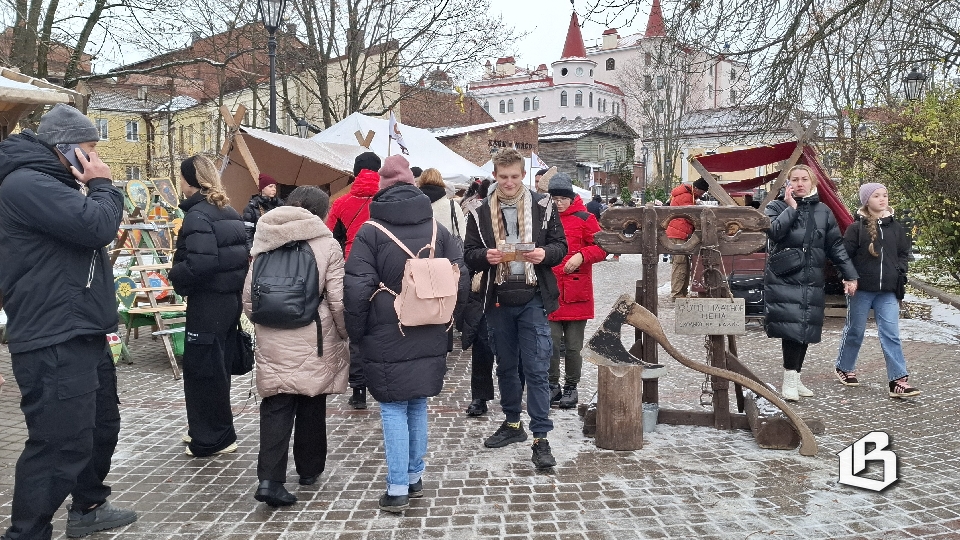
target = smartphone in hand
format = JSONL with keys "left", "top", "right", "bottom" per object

{"left": 55, "top": 143, "right": 88, "bottom": 174}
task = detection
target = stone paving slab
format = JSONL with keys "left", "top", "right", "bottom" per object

{"left": 0, "top": 255, "right": 959, "bottom": 539}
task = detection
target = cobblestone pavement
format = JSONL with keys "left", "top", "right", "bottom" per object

{"left": 1, "top": 256, "right": 959, "bottom": 539}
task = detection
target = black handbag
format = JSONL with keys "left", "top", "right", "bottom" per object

{"left": 495, "top": 281, "right": 537, "bottom": 307}
{"left": 232, "top": 323, "right": 255, "bottom": 376}
{"left": 768, "top": 207, "right": 816, "bottom": 277}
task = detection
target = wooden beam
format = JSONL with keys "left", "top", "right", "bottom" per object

{"left": 690, "top": 158, "right": 738, "bottom": 206}
{"left": 760, "top": 121, "right": 820, "bottom": 208}
{"left": 218, "top": 104, "right": 247, "bottom": 159}
{"left": 232, "top": 133, "right": 261, "bottom": 188}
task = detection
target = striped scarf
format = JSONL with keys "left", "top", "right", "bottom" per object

{"left": 489, "top": 186, "right": 537, "bottom": 286}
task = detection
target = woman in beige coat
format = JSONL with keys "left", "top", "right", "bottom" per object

{"left": 242, "top": 186, "right": 349, "bottom": 507}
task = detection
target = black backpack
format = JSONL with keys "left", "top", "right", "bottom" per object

{"left": 250, "top": 240, "right": 324, "bottom": 355}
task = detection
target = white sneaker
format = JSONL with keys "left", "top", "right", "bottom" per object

{"left": 185, "top": 441, "right": 237, "bottom": 457}
{"left": 781, "top": 370, "right": 799, "bottom": 402}
{"left": 181, "top": 434, "right": 191, "bottom": 444}
{"left": 796, "top": 376, "right": 814, "bottom": 398}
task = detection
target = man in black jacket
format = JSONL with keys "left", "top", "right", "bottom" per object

{"left": 463, "top": 149, "right": 567, "bottom": 469}
{"left": 0, "top": 104, "right": 137, "bottom": 539}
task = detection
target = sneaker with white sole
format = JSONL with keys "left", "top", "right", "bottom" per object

{"left": 185, "top": 441, "right": 238, "bottom": 457}
{"left": 835, "top": 367, "right": 860, "bottom": 387}
{"left": 889, "top": 376, "right": 920, "bottom": 398}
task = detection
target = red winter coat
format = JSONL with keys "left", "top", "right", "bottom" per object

{"left": 549, "top": 196, "right": 607, "bottom": 321}
{"left": 326, "top": 169, "right": 380, "bottom": 260}
{"left": 666, "top": 184, "right": 695, "bottom": 240}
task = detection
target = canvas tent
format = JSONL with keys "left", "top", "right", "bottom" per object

{"left": 0, "top": 66, "right": 86, "bottom": 140}
{"left": 221, "top": 125, "right": 368, "bottom": 213}
{"left": 311, "top": 112, "right": 490, "bottom": 184}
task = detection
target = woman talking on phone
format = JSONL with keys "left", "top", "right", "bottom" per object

{"left": 763, "top": 164, "right": 858, "bottom": 402}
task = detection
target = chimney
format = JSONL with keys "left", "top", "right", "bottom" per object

{"left": 602, "top": 28, "right": 619, "bottom": 50}
{"left": 190, "top": 31, "right": 201, "bottom": 44}
{"left": 495, "top": 57, "right": 516, "bottom": 76}
{"left": 484, "top": 59, "right": 494, "bottom": 77}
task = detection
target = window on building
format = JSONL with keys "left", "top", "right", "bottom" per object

{"left": 655, "top": 100, "right": 665, "bottom": 112}
{"left": 644, "top": 75, "right": 653, "bottom": 91}
{"left": 606, "top": 58, "right": 615, "bottom": 70}
{"left": 709, "top": 64, "right": 714, "bottom": 76}
{"left": 200, "top": 129, "right": 207, "bottom": 151}
{"left": 589, "top": 92, "right": 593, "bottom": 107}
{"left": 523, "top": 97, "right": 530, "bottom": 111}
{"left": 189, "top": 125, "right": 195, "bottom": 147}
{"left": 125, "top": 120, "right": 139, "bottom": 141}
{"left": 561, "top": 68, "right": 568, "bottom": 76}
{"left": 589, "top": 69, "right": 593, "bottom": 76}
{"left": 730, "top": 88, "right": 738, "bottom": 103}
{"left": 499, "top": 100, "right": 506, "bottom": 113}
{"left": 96, "top": 119, "right": 108, "bottom": 140}
{"left": 575, "top": 91, "right": 583, "bottom": 106}
{"left": 708, "top": 84, "right": 714, "bottom": 99}
{"left": 603, "top": 99, "right": 608, "bottom": 113}
{"left": 483, "top": 101, "right": 490, "bottom": 113}
{"left": 125, "top": 166, "right": 140, "bottom": 181}
{"left": 507, "top": 99, "right": 514, "bottom": 112}
{"left": 645, "top": 52, "right": 652, "bottom": 66}
{"left": 656, "top": 75, "right": 665, "bottom": 90}
{"left": 597, "top": 143, "right": 605, "bottom": 161}
{"left": 532, "top": 97, "right": 540, "bottom": 110}
{"left": 730, "top": 68, "right": 737, "bottom": 82}
{"left": 560, "top": 91, "right": 568, "bottom": 107}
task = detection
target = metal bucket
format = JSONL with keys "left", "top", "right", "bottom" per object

{"left": 642, "top": 403, "right": 659, "bottom": 433}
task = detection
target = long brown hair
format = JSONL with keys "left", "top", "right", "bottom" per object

{"left": 191, "top": 155, "right": 230, "bottom": 208}
{"left": 859, "top": 204, "right": 882, "bottom": 257}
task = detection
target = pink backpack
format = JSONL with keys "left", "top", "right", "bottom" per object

{"left": 367, "top": 220, "right": 460, "bottom": 334}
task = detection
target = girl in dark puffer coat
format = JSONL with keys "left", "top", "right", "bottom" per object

{"left": 170, "top": 155, "right": 249, "bottom": 457}
{"left": 241, "top": 173, "right": 283, "bottom": 248}
{"left": 763, "top": 164, "right": 858, "bottom": 402}
{"left": 344, "top": 155, "right": 468, "bottom": 514}
{"left": 834, "top": 183, "right": 919, "bottom": 398}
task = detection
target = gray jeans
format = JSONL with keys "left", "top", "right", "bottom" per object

{"left": 549, "top": 320, "right": 587, "bottom": 387}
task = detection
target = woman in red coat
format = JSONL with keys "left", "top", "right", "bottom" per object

{"left": 547, "top": 174, "right": 607, "bottom": 408}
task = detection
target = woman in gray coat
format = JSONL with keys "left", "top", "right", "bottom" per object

{"left": 764, "top": 164, "right": 858, "bottom": 402}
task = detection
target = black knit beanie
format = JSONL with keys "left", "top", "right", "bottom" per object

{"left": 353, "top": 151, "right": 381, "bottom": 176}
{"left": 180, "top": 157, "right": 201, "bottom": 189}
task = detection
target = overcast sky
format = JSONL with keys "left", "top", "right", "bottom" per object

{"left": 484, "top": 0, "right": 649, "bottom": 72}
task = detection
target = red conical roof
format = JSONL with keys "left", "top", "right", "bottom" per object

{"left": 644, "top": 0, "right": 666, "bottom": 38}
{"left": 560, "top": 12, "right": 587, "bottom": 59}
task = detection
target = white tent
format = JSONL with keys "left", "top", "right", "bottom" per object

{"left": 311, "top": 112, "right": 490, "bottom": 184}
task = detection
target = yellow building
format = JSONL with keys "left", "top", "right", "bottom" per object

{"left": 85, "top": 87, "right": 159, "bottom": 181}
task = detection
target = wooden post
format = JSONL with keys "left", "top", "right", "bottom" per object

{"left": 595, "top": 363, "right": 645, "bottom": 451}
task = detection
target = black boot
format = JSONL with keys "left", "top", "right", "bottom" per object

{"left": 254, "top": 481, "right": 297, "bottom": 507}
{"left": 558, "top": 385, "right": 578, "bottom": 409}
{"left": 348, "top": 386, "right": 367, "bottom": 409}
{"left": 465, "top": 399, "right": 488, "bottom": 417}
{"left": 549, "top": 384, "right": 562, "bottom": 407}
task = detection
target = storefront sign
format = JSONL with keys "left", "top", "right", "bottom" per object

{"left": 489, "top": 139, "right": 533, "bottom": 150}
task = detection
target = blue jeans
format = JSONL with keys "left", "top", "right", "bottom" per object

{"left": 379, "top": 399, "right": 427, "bottom": 496}
{"left": 487, "top": 295, "right": 554, "bottom": 435}
{"left": 836, "top": 291, "right": 909, "bottom": 382}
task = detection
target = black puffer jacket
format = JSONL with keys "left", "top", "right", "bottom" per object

{"left": 763, "top": 191, "right": 858, "bottom": 343}
{"left": 463, "top": 189, "right": 568, "bottom": 313}
{"left": 170, "top": 192, "right": 249, "bottom": 297}
{"left": 0, "top": 131, "right": 123, "bottom": 353}
{"left": 844, "top": 210, "right": 910, "bottom": 293}
{"left": 241, "top": 194, "right": 282, "bottom": 247}
{"left": 344, "top": 184, "right": 468, "bottom": 403}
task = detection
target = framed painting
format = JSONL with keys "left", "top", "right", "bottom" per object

{"left": 153, "top": 178, "right": 179, "bottom": 209}
{"left": 126, "top": 180, "right": 150, "bottom": 210}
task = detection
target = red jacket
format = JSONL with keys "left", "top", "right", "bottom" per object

{"left": 549, "top": 196, "right": 607, "bottom": 321}
{"left": 666, "top": 184, "right": 696, "bottom": 240}
{"left": 326, "top": 169, "right": 379, "bottom": 260}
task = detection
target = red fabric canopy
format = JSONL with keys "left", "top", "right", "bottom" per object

{"left": 696, "top": 143, "right": 854, "bottom": 233}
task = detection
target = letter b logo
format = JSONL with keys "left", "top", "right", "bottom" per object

{"left": 837, "top": 431, "right": 898, "bottom": 492}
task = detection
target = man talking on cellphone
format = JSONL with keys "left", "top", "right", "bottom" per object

{"left": 0, "top": 104, "right": 137, "bottom": 539}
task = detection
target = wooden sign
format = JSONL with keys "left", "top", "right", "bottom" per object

{"left": 674, "top": 298, "right": 746, "bottom": 335}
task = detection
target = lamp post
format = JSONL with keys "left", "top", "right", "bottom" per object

{"left": 902, "top": 66, "right": 927, "bottom": 102}
{"left": 296, "top": 118, "right": 309, "bottom": 138}
{"left": 257, "top": 0, "right": 287, "bottom": 133}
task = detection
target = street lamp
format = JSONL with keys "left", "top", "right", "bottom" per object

{"left": 902, "top": 66, "right": 927, "bottom": 102}
{"left": 257, "top": 0, "right": 287, "bottom": 132}
{"left": 296, "top": 118, "right": 309, "bottom": 138}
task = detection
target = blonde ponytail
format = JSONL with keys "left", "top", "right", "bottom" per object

{"left": 190, "top": 155, "right": 230, "bottom": 208}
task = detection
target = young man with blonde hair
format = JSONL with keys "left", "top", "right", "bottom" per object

{"left": 463, "top": 149, "right": 568, "bottom": 469}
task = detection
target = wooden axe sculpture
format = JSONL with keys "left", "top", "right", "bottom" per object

{"left": 587, "top": 294, "right": 818, "bottom": 457}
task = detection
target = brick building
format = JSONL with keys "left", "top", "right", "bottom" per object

{"left": 396, "top": 83, "right": 493, "bottom": 129}
{"left": 432, "top": 118, "right": 540, "bottom": 166}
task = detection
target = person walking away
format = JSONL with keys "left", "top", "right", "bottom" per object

{"left": 546, "top": 174, "right": 606, "bottom": 409}
{"left": 344, "top": 155, "right": 468, "bottom": 512}
{"left": 666, "top": 177, "right": 709, "bottom": 299}
{"left": 463, "top": 148, "right": 568, "bottom": 469}
{"left": 459, "top": 179, "right": 499, "bottom": 417}
{"left": 170, "top": 155, "right": 249, "bottom": 457}
{"left": 327, "top": 151, "right": 381, "bottom": 410}
{"left": 834, "top": 183, "right": 919, "bottom": 398}
{"left": 764, "top": 164, "right": 858, "bottom": 402}
{"left": 242, "top": 173, "right": 283, "bottom": 248}
{"left": 243, "top": 186, "right": 350, "bottom": 507}
{"left": 585, "top": 194, "right": 605, "bottom": 222}
{"left": 0, "top": 103, "right": 137, "bottom": 539}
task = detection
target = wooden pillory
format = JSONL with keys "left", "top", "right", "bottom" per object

{"left": 584, "top": 204, "right": 823, "bottom": 455}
